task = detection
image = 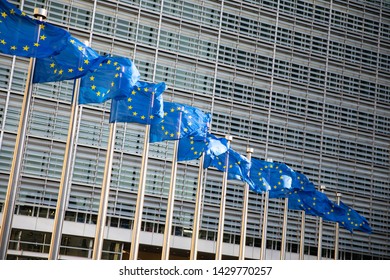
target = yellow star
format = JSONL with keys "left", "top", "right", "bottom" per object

{"left": 89, "top": 76, "right": 95, "bottom": 81}
{"left": 133, "top": 112, "right": 138, "bottom": 116}
{"left": 10, "top": 46, "right": 16, "bottom": 50}
{"left": 131, "top": 90, "right": 136, "bottom": 95}
{"left": 114, "top": 62, "right": 118, "bottom": 66}
{"left": 150, "top": 115, "right": 154, "bottom": 119}
{"left": 115, "top": 73, "right": 119, "bottom": 78}
{"left": 170, "top": 133, "right": 174, "bottom": 137}
{"left": 40, "top": 34, "right": 46, "bottom": 40}
{"left": 141, "top": 116, "right": 146, "bottom": 120}
{"left": 54, "top": 69, "right": 57, "bottom": 74}
{"left": 10, "top": 9, "right": 15, "bottom": 15}
{"left": 78, "top": 67, "right": 84, "bottom": 71}
{"left": 59, "top": 70, "right": 63, "bottom": 75}
{"left": 96, "top": 91, "right": 101, "bottom": 96}
{"left": 50, "top": 63, "right": 55, "bottom": 68}
{"left": 78, "top": 46, "right": 83, "bottom": 51}
{"left": 23, "top": 45, "right": 29, "bottom": 51}
{"left": 39, "top": 24, "right": 45, "bottom": 30}
{"left": 170, "top": 108, "right": 175, "bottom": 112}
{"left": 70, "top": 39, "right": 75, "bottom": 44}
{"left": 68, "top": 68, "right": 74, "bottom": 73}
{"left": 107, "top": 60, "right": 111, "bottom": 64}
{"left": 144, "top": 88, "right": 149, "bottom": 92}
{"left": 0, "top": 39, "right": 6, "bottom": 45}
{"left": 84, "top": 59, "right": 89, "bottom": 64}
{"left": 127, "top": 97, "right": 132, "bottom": 102}
{"left": 34, "top": 42, "right": 40, "bottom": 47}
{"left": 111, "top": 82, "right": 115, "bottom": 87}
{"left": 128, "top": 105, "right": 133, "bottom": 110}
{"left": 91, "top": 85, "right": 96, "bottom": 90}
{"left": 116, "top": 66, "right": 121, "bottom": 70}
{"left": 1, "top": 12, "right": 7, "bottom": 18}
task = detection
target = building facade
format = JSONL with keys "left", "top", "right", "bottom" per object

{"left": 0, "top": 0, "right": 389, "bottom": 260}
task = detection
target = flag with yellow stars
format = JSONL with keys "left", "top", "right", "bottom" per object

{"left": 249, "top": 159, "right": 316, "bottom": 196}
{"left": 33, "top": 36, "right": 102, "bottom": 83}
{"left": 338, "top": 201, "right": 372, "bottom": 233}
{"left": 177, "top": 133, "right": 226, "bottom": 162}
{"left": 203, "top": 147, "right": 254, "bottom": 187}
{"left": 0, "top": 0, "right": 69, "bottom": 58}
{"left": 288, "top": 189, "right": 346, "bottom": 224}
{"left": 78, "top": 56, "right": 140, "bottom": 104}
{"left": 109, "top": 81, "right": 165, "bottom": 125}
{"left": 149, "top": 102, "right": 210, "bottom": 143}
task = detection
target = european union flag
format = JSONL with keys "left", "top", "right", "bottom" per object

{"left": 33, "top": 36, "right": 103, "bottom": 83}
{"left": 249, "top": 159, "right": 316, "bottom": 196}
{"left": 109, "top": 81, "right": 165, "bottom": 125}
{"left": 177, "top": 133, "right": 227, "bottom": 162}
{"left": 78, "top": 56, "right": 140, "bottom": 104}
{"left": 338, "top": 201, "right": 372, "bottom": 233}
{"left": 0, "top": 0, "right": 69, "bottom": 58}
{"left": 288, "top": 189, "right": 345, "bottom": 223}
{"left": 149, "top": 102, "right": 210, "bottom": 143}
{"left": 204, "top": 147, "right": 253, "bottom": 187}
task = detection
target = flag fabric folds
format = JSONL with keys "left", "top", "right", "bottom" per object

{"left": 288, "top": 189, "right": 346, "bottom": 222}
{"left": 33, "top": 36, "right": 102, "bottom": 83}
{"left": 204, "top": 147, "right": 253, "bottom": 187}
{"left": 78, "top": 56, "right": 140, "bottom": 104}
{"left": 109, "top": 81, "right": 166, "bottom": 125}
{"left": 249, "top": 159, "right": 316, "bottom": 196}
{"left": 0, "top": 0, "right": 69, "bottom": 58}
{"left": 177, "top": 133, "right": 227, "bottom": 162}
{"left": 149, "top": 102, "right": 210, "bottom": 143}
{"left": 338, "top": 201, "right": 372, "bottom": 233}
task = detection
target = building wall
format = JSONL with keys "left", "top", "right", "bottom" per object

{"left": 0, "top": 0, "right": 389, "bottom": 259}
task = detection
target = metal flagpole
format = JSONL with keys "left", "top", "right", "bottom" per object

{"left": 48, "top": 37, "right": 91, "bottom": 260}
{"left": 334, "top": 192, "right": 342, "bottom": 260}
{"left": 189, "top": 153, "right": 205, "bottom": 260}
{"left": 280, "top": 196, "right": 289, "bottom": 260}
{"left": 299, "top": 211, "right": 306, "bottom": 260}
{"left": 92, "top": 122, "right": 117, "bottom": 259}
{"left": 317, "top": 184, "right": 326, "bottom": 260}
{"left": 260, "top": 158, "right": 272, "bottom": 260}
{"left": 239, "top": 147, "right": 253, "bottom": 260}
{"left": 161, "top": 140, "right": 179, "bottom": 260}
{"left": 215, "top": 135, "right": 232, "bottom": 260}
{"left": 0, "top": 8, "right": 47, "bottom": 260}
{"left": 48, "top": 73, "right": 82, "bottom": 260}
{"left": 129, "top": 124, "right": 151, "bottom": 260}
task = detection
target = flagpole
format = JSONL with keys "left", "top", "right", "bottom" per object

{"left": 189, "top": 153, "right": 205, "bottom": 260}
{"left": 129, "top": 124, "right": 151, "bottom": 260}
{"left": 280, "top": 196, "right": 289, "bottom": 260}
{"left": 239, "top": 147, "right": 253, "bottom": 260}
{"left": 334, "top": 192, "right": 342, "bottom": 260}
{"left": 0, "top": 8, "right": 47, "bottom": 260}
{"left": 161, "top": 140, "right": 179, "bottom": 260}
{"left": 215, "top": 135, "right": 232, "bottom": 260}
{"left": 92, "top": 122, "right": 117, "bottom": 259}
{"left": 317, "top": 184, "right": 326, "bottom": 260}
{"left": 299, "top": 211, "right": 306, "bottom": 260}
{"left": 260, "top": 158, "right": 272, "bottom": 260}
{"left": 48, "top": 74, "right": 82, "bottom": 261}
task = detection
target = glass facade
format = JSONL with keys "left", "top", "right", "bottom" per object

{"left": 0, "top": 0, "right": 389, "bottom": 259}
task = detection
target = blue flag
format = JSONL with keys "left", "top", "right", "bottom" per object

{"left": 109, "top": 81, "right": 165, "bottom": 125}
{"left": 338, "top": 201, "right": 372, "bottom": 233}
{"left": 0, "top": 0, "right": 69, "bottom": 58}
{"left": 204, "top": 147, "right": 253, "bottom": 187}
{"left": 288, "top": 189, "right": 346, "bottom": 223}
{"left": 249, "top": 159, "right": 316, "bottom": 196}
{"left": 78, "top": 56, "right": 140, "bottom": 104}
{"left": 149, "top": 102, "right": 210, "bottom": 143}
{"left": 33, "top": 36, "right": 103, "bottom": 83}
{"left": 177, "top": 133, "right": 227, "bottom": 162}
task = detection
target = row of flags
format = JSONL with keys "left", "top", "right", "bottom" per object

{"left": 0, "top": 0, "right": 371, "bottom": 236}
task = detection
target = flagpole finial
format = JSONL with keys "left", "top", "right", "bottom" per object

{"left": 320, "top": 185, "right": 326, "bottom": 191}
{"left": 266, "top": 158, "right": 273, "bottom": 162}
{"left": 33, "top": 8, "right": 47, "bottom": 20}
{"left": 246, "top": 147, "right": 254, "bottom": 154}
{"left": 225, "top": 135, "right": 233, "bottom": 141}
{"left": 336, "top": 192, "right": 342, "bottom": 197}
